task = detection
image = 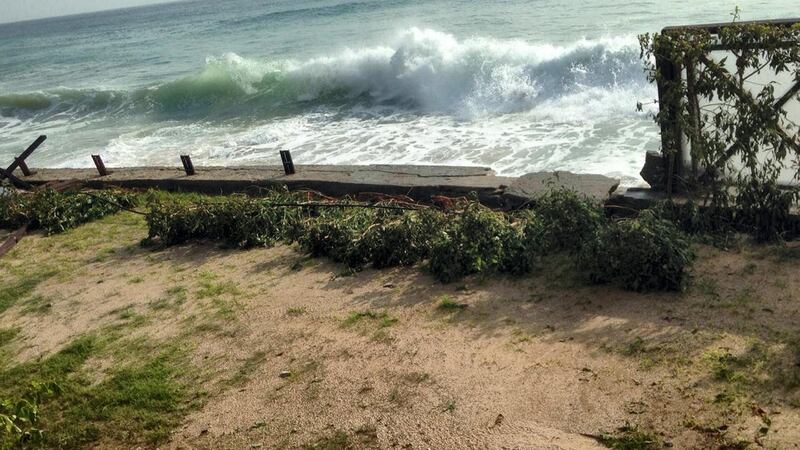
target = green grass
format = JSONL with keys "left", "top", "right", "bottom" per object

{"left": 598, "top": 425, "right": 659, "bottom": 449}
{"left": 342, "top": 311, "right": 398, "bottom": 342}
{"left": 20, "top": 294, "right": 54, "bottom": 315}
{"left": 195, "top": 271, "right": 242, "bottom": 299}
{"left": 0, "top": 327, "right": 19, "bottom": 344}
{"left": 287, "top": 307, "right": 307, "bottom": 317}
{"left": 0, "top": 332, "right": 201, "bottom": 449}
{"left": 150, "top": 286, "right": 188, "bottom": 311}
{"left": 222, "top": 351, "right": 268, "bottom": 388}
{"left": 0, "top": 327, "right": 20, "bottom": 368}
{"left": 622, "top": 337, "right": 647, "bottom": 356}
{"left": 711, "top": 353, "right": 747, "bottom": 383}
{"left": 284, "top": 360, "right": 322, "bottom": 383}
{"left": 0, "top": 269, "right": 57, "bottom": 314}
{"left": 110, "top": 306, "right": 149, "bottom": 328}
{"left": 706, "top": 343, "right": 769, "bottom": 386}
{"left": 302, "top": 426, "right": 378, "bottom": 450}
{"left": 510, "top": 328, "right": 533, "bottom": 345}
{"left": 436, "top": 295, "right": 468, "bottom": 312}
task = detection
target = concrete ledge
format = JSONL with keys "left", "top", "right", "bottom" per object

{"left": 17, "top": 165, "right": 620, "bottom": 207}
{"left": 505, "top": 171, "right": 621, "bottom": 208}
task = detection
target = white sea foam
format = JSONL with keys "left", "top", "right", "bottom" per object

{"left": 3, "top": 28, "right": 659, "bottom": 184}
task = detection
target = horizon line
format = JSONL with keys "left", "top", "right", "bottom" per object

{"left": 0, "top": 0, "right": 190, "bottom": 27}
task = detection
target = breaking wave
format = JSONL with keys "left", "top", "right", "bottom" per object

{"left": 0, "top": 28, "right": 651, "bottom": 122}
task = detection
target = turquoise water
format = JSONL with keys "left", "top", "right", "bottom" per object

{"left": 0, "top": 0, "right": 795, "bottom": 183}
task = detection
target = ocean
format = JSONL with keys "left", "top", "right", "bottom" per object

{"left": 0, "top": 0, "right": 795, "bottom": 185}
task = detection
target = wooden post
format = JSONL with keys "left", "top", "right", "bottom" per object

{"left": 91, "top": 155, "right": 109, "bottom": 176}
{"left": 0, "top": 135, "right": 46, "bottom": 189}
{"left": 16, "top": 159, "right": 34, "bottom": 176}
{"left": 180, "top": 155, "right": 196, "bottom": 176}
{"left": 280, "top": 150, "right": 295, "bottom": 175}
{"left": 15, "top": 135, "right": 46, "bottom": 170}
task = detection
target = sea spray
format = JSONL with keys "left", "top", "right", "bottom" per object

{"left": 1, "top": 29, "right": 651, "bottom": 120}
{"left": 0, "top": 29, "right": 658, "bottom": 182}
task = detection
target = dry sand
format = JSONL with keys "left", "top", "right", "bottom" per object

{"left": 2, "top": 213, "right": 799, "bottom": 449}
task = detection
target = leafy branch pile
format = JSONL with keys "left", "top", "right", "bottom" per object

{"left": 579, "top": 210, "right": 694, "bottom": 291}
{"left": 639, "top": 20, "right": 800, "bottom": 242}
{"left": 0, "top": 189, "right": 136, "bottom": 234}
{"left": 144, "top": 189, "right": 694, "bottom": 292}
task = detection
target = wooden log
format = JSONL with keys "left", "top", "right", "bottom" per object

{"left": 0, "top": 224, "right": 28, "bottom": 259}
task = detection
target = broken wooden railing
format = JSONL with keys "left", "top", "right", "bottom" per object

{"left": 0, "top": 135, "right": 46, "bottom": 189}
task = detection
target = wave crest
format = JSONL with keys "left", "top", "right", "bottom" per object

{"left": 0, "top": 28, "right": 650, "bottom": 121}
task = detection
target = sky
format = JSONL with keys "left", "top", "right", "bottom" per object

{"left": 0, "top": 0, "right": 172, "bottom": 24}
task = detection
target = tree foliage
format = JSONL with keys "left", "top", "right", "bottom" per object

{"left": 639, "top": 20, "right": 800, "bottom": 241}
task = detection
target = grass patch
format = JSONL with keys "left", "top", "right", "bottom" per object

{"left": 711, "top": 353, "right": 747, "bottom": 383}
{"left": 195, "top": 271, "right": 242, "bottom": 299}
{"left": 343, "top": 310, "right": 398, "bottom": 343}
{"left": 0, "top": 327, "right": 19, "bottom": 344}
{"left": 287, "top": 307, "right": 307, "bottom": 317}
{"left": 622, "top": 337, "right": 647, "bottom": 356}
{"left": 20, "top": 294, "right": 55, "bottom": 315}
{"left": 285, "top": 360, "right": 321, "bottom": 383}
{"left": 150, "top": 286, "right": 188, "bottom": 311}
{"left": 0, "top": 327, "right": 20, "bottom": 367}
{"left": 436, "top": 295, "right": 468, "bottom": 312}
{"left": 0, "top": 269, "right": 57, "bottom": 314}
{"left": 222, "top": 351, "right": 268, "bottom": 388}
{"left": 510, "top": 328, "right": 533, "bottom": 345}
{"left": 706, "top": 343, "right": 769, "bottom": 387}
{"left": 112, "top": 306, "right": 149, "bottom": 328}
{"left": 303, "top": 426, "right": 377, "bottom": 450}
{"left": 0, "top": 332, "right": 201, "bottom": 449}
{"left": 598, "top": 424, "right": 659, "bottom": 449}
